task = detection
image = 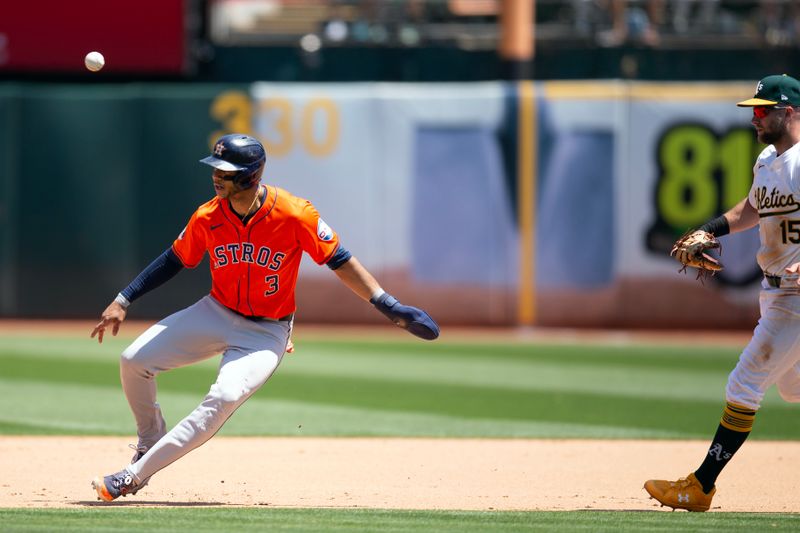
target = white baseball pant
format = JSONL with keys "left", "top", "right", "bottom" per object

{"left": 119, "top": 295, "right": 290, "bottom": 484}
{"left": 726, "top": 286, "right": 800, "bottom": 409}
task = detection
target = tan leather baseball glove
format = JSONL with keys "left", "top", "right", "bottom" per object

{"left": 671, "top": 229, "right": 723, "bottom": 280}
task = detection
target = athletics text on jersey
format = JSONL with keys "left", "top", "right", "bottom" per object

{"left": 749, "top": 142, "right": 800, "bottom": 275}
{"left": 172, "top": 186, "right": 340, "bottom": 318}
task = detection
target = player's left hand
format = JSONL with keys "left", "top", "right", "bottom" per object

{"left": 371, "top": 293, "right": 440, "bottom": 340}
{"left": 91, "top": 301, "right": 127, "bottom": 344}
{"left": 671, "top": 229, "right": 723, "bottom": 280}
{"left": 285, "top": 338, "right": 295, "bottom": 354}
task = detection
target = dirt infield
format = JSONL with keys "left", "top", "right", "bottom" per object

{"left": 0, "top": 436, "right": 797, "bottom": 512}
{"left": 2, "top": 321, "right": 778, "bottom": 512}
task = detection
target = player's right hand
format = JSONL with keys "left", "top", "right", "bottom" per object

{"left": 91, "top": 301, "right": 127, "bottom": 343}
{"left": 785, "top": 263, "right": 800, "bottom": 286}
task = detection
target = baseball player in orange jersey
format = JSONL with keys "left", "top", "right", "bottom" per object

{"left": 90, "top": 133, "right": 439, "bottom": 501}
{"left": 645, "top": 74, "right": 800, "bottom": 511}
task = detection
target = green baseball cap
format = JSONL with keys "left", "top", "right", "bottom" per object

{"left": 737, "top": 74, "right": 800, "bottom": 107}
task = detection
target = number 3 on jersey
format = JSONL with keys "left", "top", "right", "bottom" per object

{"left": 265, "top": 275, "right": 279, "bottom": 296}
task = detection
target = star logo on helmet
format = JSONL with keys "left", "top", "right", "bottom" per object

{"left": 213, "top": 142, "right": 225, "bottom": 156}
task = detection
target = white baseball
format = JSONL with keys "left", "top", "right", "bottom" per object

{"left": 84, "top": 51, "right": 105, "bottom": 72}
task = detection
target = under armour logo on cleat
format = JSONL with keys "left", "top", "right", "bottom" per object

{"left": 677, "top": 493, "right": 689, "bottom": 503}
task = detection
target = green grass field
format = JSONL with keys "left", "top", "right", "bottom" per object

{"left": 1, "top": 508, "right": 799, "bottom": 532}
{"left": 2, "top": 331, "right": 799, "bottom": 531}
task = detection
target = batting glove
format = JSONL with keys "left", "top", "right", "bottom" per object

{"left": 371, "top": 293, "right": 440, "bottom": 340}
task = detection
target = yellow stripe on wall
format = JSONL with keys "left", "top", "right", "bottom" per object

{"left": 517, "top": 81, "right": 536, "bottom": 326}
{"left": 543, "top": 81, "right": 754, "bottom": 101}
{"left": 629, "top": 82, "right": 754, "bottom": 100}
{"left": 543, "top": 81, "right": 628, "bottom": 100}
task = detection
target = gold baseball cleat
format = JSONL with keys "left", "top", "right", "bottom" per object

{"left": 644, "top": 472, "right": 715, "bottom": 512}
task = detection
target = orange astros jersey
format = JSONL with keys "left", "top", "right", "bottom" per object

{"left": 172, "top": 185, "right": 340, "bottom": 319}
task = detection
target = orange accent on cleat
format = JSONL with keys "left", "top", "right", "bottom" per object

{"left": 92, "top": 476, "right": 114, "bottom": 502}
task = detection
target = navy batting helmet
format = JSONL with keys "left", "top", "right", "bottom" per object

{"left": 200, "top": 134, "right": 266, "bottom": 190}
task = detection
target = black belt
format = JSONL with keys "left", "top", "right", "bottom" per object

{"left": 765, "top": 273, "right": 782, "bottom": 288}
{"left": 228, "top": 307, "right": 293, "bottom": 322}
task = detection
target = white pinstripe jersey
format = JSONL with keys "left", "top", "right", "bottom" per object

{"left": 749, "top": 142, "right": 800, "bottom": 275}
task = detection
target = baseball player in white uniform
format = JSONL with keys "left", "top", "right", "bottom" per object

{"left": 645, "top": 74, "right": 800, "bottom": 511}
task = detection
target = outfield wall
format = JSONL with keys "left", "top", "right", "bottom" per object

{"left": 0, "top": 81, "right": 764, "bottom": 327}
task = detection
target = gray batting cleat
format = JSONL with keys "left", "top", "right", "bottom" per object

{"left": 92, "top": 469, "right": 139, "bottom": 502}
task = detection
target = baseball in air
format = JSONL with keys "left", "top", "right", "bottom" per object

{"left": 84, "top": 51, "right": 105, "bottom": 72}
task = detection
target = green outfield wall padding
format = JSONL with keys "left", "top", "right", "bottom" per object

{"left": 0, "top": 83, "right": 243, "bottom": 318}
{"left": 0, "top": 86, "right": 20, "bottom": 314}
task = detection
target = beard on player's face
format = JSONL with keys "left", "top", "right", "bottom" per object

{"left": 756, "top": 113, "right": 787, "bottom": 145}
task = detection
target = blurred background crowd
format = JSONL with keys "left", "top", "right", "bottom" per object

{"left": 211, "top": 0, "right": 800, "bottom": 50}
{"left": 3, "top": 0, "right": 800, "bottom": 82}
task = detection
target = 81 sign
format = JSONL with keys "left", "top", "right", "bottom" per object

{"left": 646, "top": 123, "right": 763, "bottom": 286}
{"left": 655, "top": 124, "right": 759, "bottom": 229}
